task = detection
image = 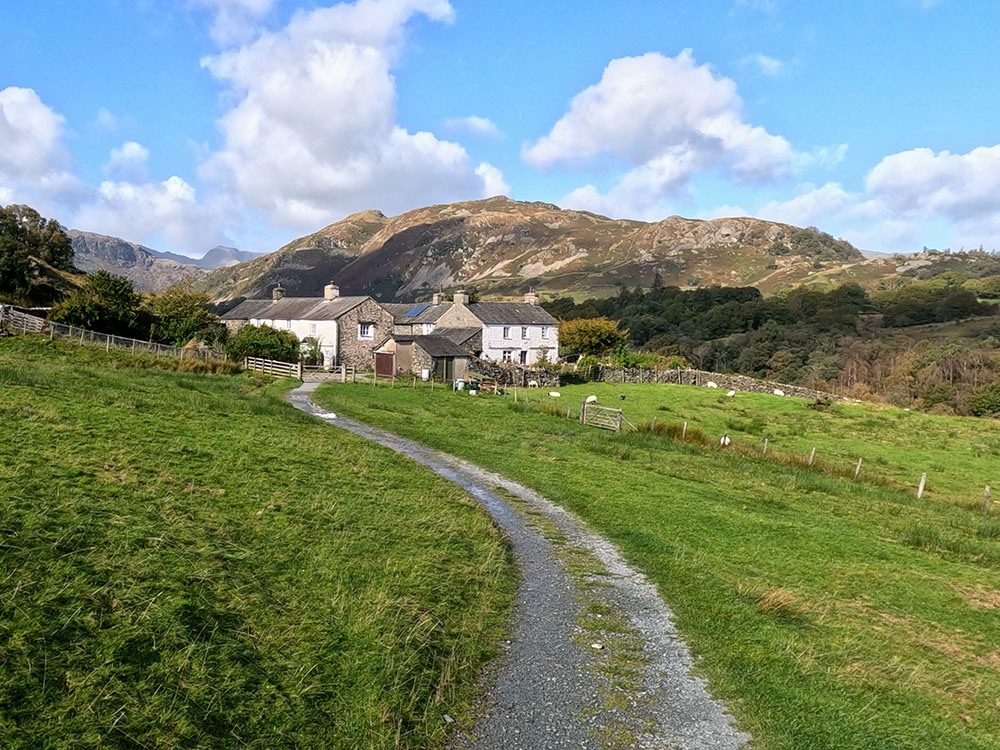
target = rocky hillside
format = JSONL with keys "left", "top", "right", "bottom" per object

{"left": 151, "top": 245, "right": 263, "bottom": 269}
{"left": 69, "top": 231, "right": 207, "bottom": 292}
{"left": 194, "top": 197, "right": 868, "bottom": 302}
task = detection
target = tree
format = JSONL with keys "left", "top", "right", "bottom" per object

{"left": 48, "top": 270, "right": 146, "bottom": 336}
{"left": 558, "top": 317, "right": 628, "bottom": 357}
{"left": 225, "top": 324, "right": 300, "bottom": 362}
{"left": 967, "top": 381, "right": 1000, "bottom": 417}
{"left": 0, "top": 204, "right": 74, "bottom": 271}
{"left": 146, "top": 286, "right": 224, "bottom": 346}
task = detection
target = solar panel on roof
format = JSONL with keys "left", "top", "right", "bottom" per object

{"left": 403, "top": 304, "right": 429, "bottom": 317}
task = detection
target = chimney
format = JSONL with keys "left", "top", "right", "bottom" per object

{"left": 525, "top": 287, "right": 540, "bottom": 305}
{"left": 324, "top": 281, "right": 340, "bottom": 300}
{"left": 453, "top": 290, "right": 469, "bottom": 305}
{"left": 272, "top": 283, "right": 286, "bottom": 302}
{"left": 432, "top": 292, "right": 443, "bottom": 305}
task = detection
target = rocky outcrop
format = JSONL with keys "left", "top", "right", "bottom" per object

{"left": 69, "top": 230, "right": 206, "bottom": 292}
{"left": 195, "top": 197, "right": 866, "bottom": 302}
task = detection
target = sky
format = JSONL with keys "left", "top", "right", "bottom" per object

{"left": 2, "top": 0, "right": 1000, "bottom": 257}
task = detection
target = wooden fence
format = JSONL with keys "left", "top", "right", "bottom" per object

{"left": 580, "top": 403, "right": 636, "bottom": 433}
{"left": 244, "top": 356, "right": 303, "bottom": 379}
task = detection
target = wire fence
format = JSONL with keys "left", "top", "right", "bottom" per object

{"left": 1, "top": 305, "right": 226, "bottom": 361}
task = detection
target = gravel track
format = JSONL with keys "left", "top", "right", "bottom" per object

{"left": 288, "top": 383, "right": 749, "bottom": 749}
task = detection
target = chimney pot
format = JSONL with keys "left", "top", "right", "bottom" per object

{"left": 525, "top": 288, "right": 540, "bottom": 305}
{"left": 432, "top": 292, "right": 443, "bottom": 305}
{"left": 324, "top": 281, "right": 340, "bottom": 300}
{"left": 272, "top": 283, "right": 286, "bottom": 302}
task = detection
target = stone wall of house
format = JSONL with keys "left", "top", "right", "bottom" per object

{"left": 587, "top": 366, "right": 838, "bottom": 400}
{"left": 412, "top": 343, "right": 434, "bottom": 374}
{"left": 337, "top": 299, "right": 395, "bottom": 369}
{"left": 467, "top": 356, "right": 561, "bottom": 387}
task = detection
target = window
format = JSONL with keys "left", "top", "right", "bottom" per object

{"left": 541, "top": 326, "right": 548, "bottom": 339}
{"left": 503, "top": 326, "right": 511, "bottom": 339}
{"left": 309, "top": 323, "right": 317, "bottom": 335}
{"left": 422, "top": 323, "right": 435, "bottom": 334}
{"left": 358, "top": 322, "right": 375, "bottom": 340}
{"left": 502, "top": 350, "right": 512, "bottom": 362}
{"left": 521, "top": 326, "right": 528, "bottom": 339}
{"left": 519, "top": 350, "right": 528, "bottom": 365}
{"left": 285, "top": 320, "right": 292, "bottom": 330}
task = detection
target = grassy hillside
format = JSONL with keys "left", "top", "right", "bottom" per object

{"left": 315, "top": 382, "right": 1000, "bottom": 750}
{"left": 0, "top": 338, "right": 515, "bottom": 749}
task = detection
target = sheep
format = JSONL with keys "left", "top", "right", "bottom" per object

{"left": 706, "top": 381, "right": 718, "bottom": 388}
{"left": 585, "top": 395, "right": 598, "bottom": 404}
{"left": 726, "top": 390, "right": 736, "bottom": 397}
{"left": 772, "top": 388, "right": 785, "bottom": 397}
{"left": 720, "top": 433, "right": 732, "bottom": 447}
{"left": 548, "top": 391, "right": 561, "bottom": 398}
{"left": 527, "top": 379, "right": 539, "bottom": 388}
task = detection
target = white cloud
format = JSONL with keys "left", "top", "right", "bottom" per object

{"left": 0, "top": 87, "right": 71, "bottom": 183}
{"left": 445, "top": 115, "right": 502, "bottom": 137}
{"left": 526, "top": 50, "right": 814, "bottom": 219}
{"left": 190, "top": 0, "right": 276, "bottom": 46}
{"left": 199, "top": 0, "right": 498, "bottom": 230}
{"left": 94, "top": 107, "right": 119, "bottom": 133}
{"left": 103, "top": 141, "right": 151, "bottom": 182}
{"left": 741, "top": 53, "right": 783, "bottom": 75}
{"left": 475, "top": 162, "right": 509, "bottom": 197}
{"left": 75, "top": 176, "right": 230, "bottom": 251}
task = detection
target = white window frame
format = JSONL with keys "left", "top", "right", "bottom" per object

{"left": 502, "top": 350, "right": 512, "bottom": 362}
{"left": 541, "top": 326, "right": 548, "bottom": 339}
{"left": 285, "top": 320, "right": 292, "bottom": 330}
{"left": 519, "top": 350, "right": 528, "bottom": 365}
{"left": 521, "top": 326, "right": 529, "bottom": 339}
{"left": 358, "top": 322, "right": 375, "bottom": 340}
{"left": 309, "top": 323, "right": 317, "bottom": 335}
{"left": 503, "top": 326, "right": 511, "bottom": 339}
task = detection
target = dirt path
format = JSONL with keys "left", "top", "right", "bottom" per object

{"left": 288, "top": 383, "right": 749, "bottom": 749}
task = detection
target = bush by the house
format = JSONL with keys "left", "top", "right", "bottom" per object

{"left": 147, "top": 286, "right": 227, "bottom": 347}
{"left": 225, "top": 324, "right": 299, "bottom": 362}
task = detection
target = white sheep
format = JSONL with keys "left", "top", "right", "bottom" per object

{"left": 585, "top": 395, "right": 598, "bottom": 404}
{"left": 527, "top": 379, "right": 539, "bottom": 388}
{"left": 720, "top": 433, "right": 732, "bottom": 447}
{"left": 706, "top": 381, "right": 719, "bottom": 389}
{"left": 727, "top": 390, "right": 736, "bottom": 397}
{"left": 548, "top": 391, "right": 561, "bottom": 398}
{"left": 772, "top": 388, "right": 785, "bottom": 397}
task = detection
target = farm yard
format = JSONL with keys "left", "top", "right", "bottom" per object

{"left": 0, "top": 337, "right": 515, "bottom": 749}
{"left": 314, "top": 380, "right": 1000, "bottom": 750}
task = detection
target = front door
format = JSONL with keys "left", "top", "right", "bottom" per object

{"left": 375, "top": 352, "right": 394, "bottom": 378}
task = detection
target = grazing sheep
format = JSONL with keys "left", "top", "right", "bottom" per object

{"left": 720, "top": 433, "right": 732, "bottom": 447}
{"left": 585, "top": 395, "right": 598, "bottom": 404}
{"left": 727, "top": 390, "right": 736, "bottom": 397}
{"left": 548, "top": 391, "right": 561, "bottom": 398}
{"left": 706, "top": 381, "right": 718, "bottom": 388}
{"left": 528, "top": 379, "right": 539, "bottom": 388}
{"left": 773, "top": 388, "right": 785, "bottom": 397}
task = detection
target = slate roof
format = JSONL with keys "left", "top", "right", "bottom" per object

{"left": 220, "top": 296, "right": 368, "bottom": 321}
{"left": 411, "top": 335, "right": 471, "bottom": 358}
{"left": 463, "top": 302, "right": 557, "bottom": 325}
{"left": 438, "top": 327, "right": 481, "bottom": 345}
{"left": 394, "top": 303, "right": 452, "bottom": 324}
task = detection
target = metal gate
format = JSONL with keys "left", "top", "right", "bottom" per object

{"left": 375, "top": 352, "right": 394, "bottom": 378}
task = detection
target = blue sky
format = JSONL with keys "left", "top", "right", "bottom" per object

{"left": 2, "top": 0, "right": 999, "bottom": 256}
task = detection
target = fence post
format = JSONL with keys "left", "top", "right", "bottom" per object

{"left": 682, "top": 421, "right": 688, "bottom": 439}
{"left": 983, "top": 485, "right": 991, "bottom": 512}
{"left": 616, "top": 410, "right": 622, "bottom": 433}
{"left": 297, "top": 360, "right": 303, "bottom": 380}
{"left": 50, "top": 327, "right": 54, "bottom": 341}
{"left": 763, "top": 437, "right": 768, "bottom": 456}
{"left": 80, "top": 328, "right": 85, "bottom": 346}
{"left": 341, "top": 364, "right": 346, "bottom": 382}
{"left": 917, "top": 473, "right": 927, "bottom": 499}
{"left": 854, "top": 457, "right": 863, "bottom": 479}
{"left": 808, "top": 447, "right": 816, "bottom": 467}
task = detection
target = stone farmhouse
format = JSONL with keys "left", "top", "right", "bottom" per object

{"left": 220, "top": 283, "right": 393, "bottom": 369}
{"left": 221, "top": 282, "right": 558, "bottom": 376}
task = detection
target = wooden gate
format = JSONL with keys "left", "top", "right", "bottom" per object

{"left": 581, "top": 403, "right": 636, "bottom": 433}
{"left": 375, "top": 352, "right": 395, "bottom": 378}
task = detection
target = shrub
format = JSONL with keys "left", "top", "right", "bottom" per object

{"left": 49, "top": 270, "right": 149, "bottom": 337}
{"left": 967, "top": 381, "right": 1000, "bottom": 418}
{"left": 558, "top": 317, "right": 628, "bottom": 357}
{"left": 225, "top": 324, "right": 299, "bottom": 362}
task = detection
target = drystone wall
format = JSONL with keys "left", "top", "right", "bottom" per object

{"left": 587, "top": 366, "right": 839, "bottom": 400}
{"left": 467, "top": 356, "right": 561, "bottom": 387}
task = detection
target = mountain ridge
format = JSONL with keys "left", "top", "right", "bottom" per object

{"left": 194, "top": 196, "right": 869, "bottom": 302}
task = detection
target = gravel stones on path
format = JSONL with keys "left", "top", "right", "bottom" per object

{"left": 288, "top": 383, "right": 749, "bottom": 750}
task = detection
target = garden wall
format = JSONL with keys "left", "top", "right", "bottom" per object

{"left": 586, "top": 365, "right": 839, "bottom": 400}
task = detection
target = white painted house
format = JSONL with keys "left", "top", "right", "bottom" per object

{"left": 220, "top": 282, "right": 394, "bottom": 368}
{"left": 434, "top": 290, "right": 558, "bottom": 366}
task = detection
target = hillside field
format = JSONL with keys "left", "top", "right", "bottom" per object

{"left": 0, "top": 337, "right": 515, "bottom": 749}
{"left": 315, "top": 381, "right": 1000, "bottom": 750}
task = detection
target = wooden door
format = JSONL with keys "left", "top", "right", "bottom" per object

{"left": 375, "top": 352, "right": 394, "bottom": 378}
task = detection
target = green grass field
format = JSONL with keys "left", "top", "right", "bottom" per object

{"left": 315, "top": 381, "right": 1000, "bottom": 750}
{"left": 0, "top": 337, "right": 515, "bottom": 749}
